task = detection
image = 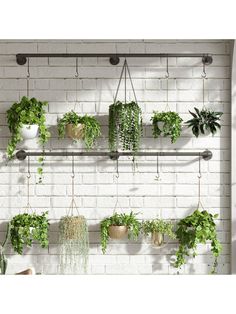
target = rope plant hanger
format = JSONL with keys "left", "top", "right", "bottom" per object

{"left": 151, "top": 57, "right": 183, "bottom": 143}
{"left": 9, "top": 157, "right": 49, "bottom": 255}
{"left": 108, "top": 59, "right": 143, "bottom": 154}
{"left": 186, "top": 61, "right": 223, "bottom": 137}
{"left": 59, "top": 154, "right": 89, "bottom": 274}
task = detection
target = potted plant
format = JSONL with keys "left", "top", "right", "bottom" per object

{"left": 151, "top": 111, "right": 183, "bottom": 143}
{"left": 109, "top": 101, "right": 143, "bottom": 152}
{"left": 100, "top": 212, "right": 141, "bottom": 254}
{"left": 142, "top": 218, "right": 176, "bottom": 247}
{"left": 185, "top": 107, "right": 223, "bottom": 137}
{"left": 6, "top": 96, "right": 50, "bottom": 158}
{"left": 174, "top": 209, "right": 222, "bottom": 274}
{"left": 59, "top": 215, "right": 89, "bottom": 274}
{"left": 58, "top": 111, "right": 101, "bottom": 149}
{"left": 9, "top": 211, "right": 49, "bottom": 255}
{"left": 0, "top": 223, "right": 10, "bottom": 275}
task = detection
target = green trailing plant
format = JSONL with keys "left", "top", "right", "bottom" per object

{"left": 151, "top": 111, "right": 183, "bottom": 143}
{"left": 186, "top": 107, "right": 223, "bottom": 137}
{"left": 174, "top": 210, "right": 222, "bottom": 274}
{"left": 6, "top": 96, "right": 50, "bottom": 158}
{"left": 58, "top": 111, "right": 101, "bottom": 149}
{"left": 9, "top": 211, "right": 49, "bottom": 255}
{"left": 59, "top": 215, "right": 89, "bottom": 274}
{"left": 109, "top": 101, "right": 143, "bottom": 152}
{"left": 101, "top": 211, "right": 141, "bottom": 254}
{"left": 0, "top": 223, "right": 10, "bottom": 275}
{"left": 142, "top": 219, "right": 176, "bottom": 239}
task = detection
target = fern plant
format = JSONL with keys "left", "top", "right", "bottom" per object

{"left": 58, "top": 111, "right": 101, "bottom": 149}
{"left": 109, "top": 101, "right": 142, "bottom": 152}
{"left": 186, "top": 107, "right": 223, "bottom": 137}
{"left": 151, "top": 111, "right": 183, "bottom": 143}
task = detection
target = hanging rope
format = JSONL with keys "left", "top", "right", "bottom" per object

{"left": 201, "top": 61, "right": 207, "bottom": 110}
{"left": 155, "top": 154, "right": 161, "bottom": 181}
{"left": 113, "top": 59, "right": 138, "bottom": 104}
{"left": 67, "top": 153, "right": 79, "bottom": 217}
{"left": 74, "top": 57, "right": 79, "bottom": 111}
{"left": 26, "top": 58, "right": 30, "bottom": 98}
{"left": 165, "top": 57, "right": 170, "bottom": 111}
{"left": 26, "top": 156, "right": 32, "bottom": 212}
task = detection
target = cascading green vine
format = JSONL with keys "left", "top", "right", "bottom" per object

{"left": 59, "top": 216, "right": 89, "bottom": 274}
{"left": 9, "top": 212, "right": 49, "bottom": 255}
{"left": 142, "top": 219, "right": 176, "bottom": 239}
{"left": 174, "top": 209, "right": 222, "bottom": 274}
{"left": 109, "top": 101, "right": 143, "bottom": 152}
{"left": 58, "top": 111, "right": 101, "bottom": 149}
{"left": 151, "top": 111, "right": 183, "bottom": 143}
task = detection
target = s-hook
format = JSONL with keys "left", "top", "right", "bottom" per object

{"left": 197, "top": 153, "right": 204, "bottom": 210}
{"left": 155, "top": 154, "right": 161, "bottom": 181}
{"left": 201, "top": 59, "right": 207, "bottom": 109}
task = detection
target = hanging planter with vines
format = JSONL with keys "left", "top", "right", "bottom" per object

{"left": 9, "top": 157, "right": 49, "bottom": 255}
{"left": 151, "top": 57, "right": 183, "bottom": 143}
{"left": 185, "top": 62, "right": 223, "bottom": 137}
{"left": 174, "top": 156, "right": 222, "bottom": 274}
{"left": 109, "top": 59, "right": 143, "bottom": 153}
{"left": 59, "top": 155, "right": 89, "bottom": 274}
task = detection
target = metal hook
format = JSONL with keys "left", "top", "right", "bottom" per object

{"left": 71, "top": 153, "right": 75, "bottom": 178}
{"left": 75, "top": 57, "right": 79, "bottom": 78}
{"left": 202, "top": 61, "right": 207, "bottom": 79}
{"left": 155, "top": 154, "right": 161, "bottom": 181}
{"left": 27, "top": 155, "right": 31, "bottom": 179}
{"left": 197, "top": 153, "right": 202, "bottom": 179}
{"left": 165, "top": 56, "right": 169, "bottom": 79}
{"left": 26, "top": 58, "right": 30, "bottom": 97}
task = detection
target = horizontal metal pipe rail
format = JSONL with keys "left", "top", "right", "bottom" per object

{"left": 16, "top": 149, "right": 213, "bottom": 161}
{"left": 16, "top": 53, "right": 213, "bottom": 66}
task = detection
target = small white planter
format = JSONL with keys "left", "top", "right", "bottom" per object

{"left": 20, "top": 124, "right": 39, "bottom": 139}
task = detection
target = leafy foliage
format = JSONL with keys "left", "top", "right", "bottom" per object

{"left": 6, "top": 96, "right": 50, "bottom": 158}
{"left": 142, "top": 219, "right": 176, "bottom": 239}
{"left": 100, "top": 212, "right": 141, "bottom": 254}
{"left": 174, "top": 210, "right": 222, "bottom": 274}
{"left": 151, "top": 111, "right": 183, "bottom": 143}
{"left": 9, "top": 212, "right": 49, "bottom": 255}
{"left": 186, "top": 107, "right": 223, "bottom": 137}
{"left": 58, "top": 111, "right": 101, "bottom": 149}
{"left": 109, "top": 101, "right": 143, "bottom": 152}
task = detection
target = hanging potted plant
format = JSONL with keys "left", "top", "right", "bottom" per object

{"left": 0, "top": 223, "right": 10, "bottom": 275}
{"left": 174, "top": 210, "right": 222, "bottom": 274}
{"left": 100, "top": 211, "right": 141, "bottom": 254}
{"left": 6, "top": 96, "right": 50, "bottom": 158}
{"left": 109, "top": 59, "right": 143, "bottom": 153}
{"left": 142, "top": 218, "right": 176, "bottom": 247}
{"left": 58, "top": 111, "right": 101, "bottom": 149}
{"left": 151, "top": 111, "right": 183, "bottom": 143}
{"left": 9, "top": 211, "right": 49, "bottom": 255}
{"left": 59, "top": 214, "right": 89, "bottom": 274}
{"left": 185, "top": 107, "right": 223, "bottom": 137}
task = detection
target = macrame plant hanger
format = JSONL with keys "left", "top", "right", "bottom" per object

{"left": 67, "top": 153, "right": 79, "bottom": 217}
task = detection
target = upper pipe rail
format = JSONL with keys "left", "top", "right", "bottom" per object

{"left": 16, "top": 53, "right": 213, "bottom": 66}
{"left": 16, "top": 149, "right": 213, "bottom": 161}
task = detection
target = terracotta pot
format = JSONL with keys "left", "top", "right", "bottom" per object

{"left": 108, "top": 225, "right": 128, "bottom": 239}
{"left": 152, "top": 232, "right": 164, "bottom": 247}
{"left": 66, "top": 123, "right": 84, "bottom": 140}
{"left": 20, "top": 124, "right": 39, "bottom": 139}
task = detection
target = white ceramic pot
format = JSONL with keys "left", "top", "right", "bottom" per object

{"left": 20, "top": 124, "right": 39, "bottom": 139}
{"left": 157, "top": 121, "right": 165, "bottom": 131}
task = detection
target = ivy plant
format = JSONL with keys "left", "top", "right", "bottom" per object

{"left": 185, "top": 107, "right": 223, "bottom": 137}
{"left": 174, "top": 209, "right": 222, "bottom": 274}
{"left": 6, "top": 96, "right": 50, "bottom": 158}
{"left": 142, "top": 219, "right": 176, "bottom": 239}
{"left": 151, "top": 111, "right": 183, "bottom": 143}
{"left": 100, "top": 212, "right": 141, "bottom": 254}
{"left": 109, "top": 101, "right": 143, "bottom": 152}
{"left": 9, "top": 211, "right": 49, "bottom": 255}
{"left": 58, "top": 111, "right": 101, "bottom": 149}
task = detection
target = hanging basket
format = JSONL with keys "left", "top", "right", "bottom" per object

{"left": 108, "top": 225, "right": 128, "bottom": 239}
{"left": 59, "top": 215, "right": 87, "bottom": 240}
{"left": 151, "top": 232, "right": 164, "bottom": 247}
{"left": 66, "top": 123, "right": 84, "bottom": 140}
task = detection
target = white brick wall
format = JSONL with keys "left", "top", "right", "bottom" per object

{"left": 0, "top": 40, "right": 231, "bottom": 274}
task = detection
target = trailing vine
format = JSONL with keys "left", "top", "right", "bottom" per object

{"left": 9, "top": 211, "right": 49, "bottom": 255}
{"left": 174, "top": 209, "right": 222, "bottom": 274}
{"left": 151, "top": 111, "right": 183, "bottom": 143}
{"left": 109, "top": 101, "right": 143, "bottom": 152}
